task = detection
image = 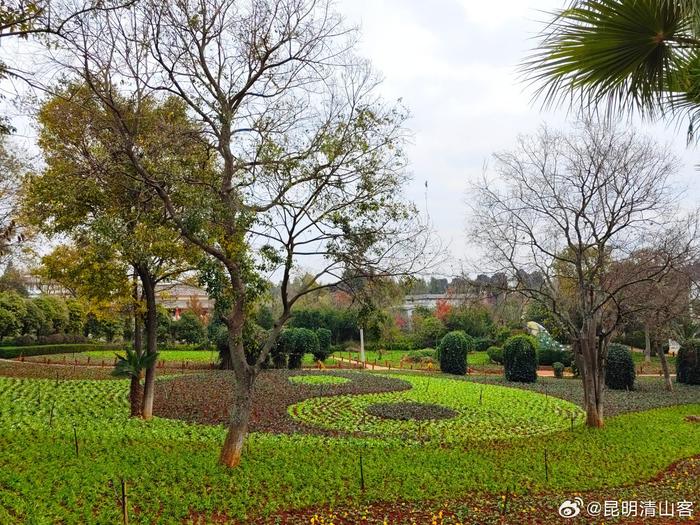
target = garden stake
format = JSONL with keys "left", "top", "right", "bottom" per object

{"left": 121, "top": 478, "right": 128, "bottom": 525}
{"left": 73, "top": 425, "right": 79, "bottom": 457}
{"left": 359, "top": 453, "right": 365, "bottom": 491}
{"left": 544, "top": 447, "right": 549, "bottom": 482}
{"left": 479, "top": 386, "right": 483, "bottom": 405}
{"left": 570, "top": 414, "right": 574, "bottom": 432}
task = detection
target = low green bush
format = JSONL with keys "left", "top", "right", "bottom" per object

{"left": 553, "top": 362, "right": 565, "bottom": 379}
{"left": 472, "top": 337, "right": 493, "bottom": 353}
{"left": 283, "top": 328, "right": 319, "bottom": 369}
{"left": 677, "top": 339, "right": 700, "bottom": 385}
{"left": 0, "top": 343, "right": 120, "bottom": 359}
{"left": 503, "top": 335, "right": 538, "bottom": 383}
{"left": 438, "top": 331, "right": 473, "bottom": 375}
{"left": 605, "top": 343, "right": 636, "bottom": 390}
{"left": 486, "top": 345, "right": 503, "bottom": 364}
{"left": 405, "top": 348, "right": 436, "bottom": 363}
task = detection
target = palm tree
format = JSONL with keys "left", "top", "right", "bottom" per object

{"left": 524, "top": 0, "right": 700, "bottom": 133}
{"left": 112, "top": 347, "right": 159, "bottom": 417}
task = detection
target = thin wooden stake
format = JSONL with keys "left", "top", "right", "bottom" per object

{"left": 121, "top": 478, "right": 128, "bottom": 525}
{"left": 359, "top": 454, "right": 365, "bottom": 491}
{"left": 73, "top": 425, "right": 79, "bottom": 457}
{"left": 544, "top": 447, "right": 549, "bottom": 482}
{"left": 479, "top": 386, "right": 483, "bottom": 405}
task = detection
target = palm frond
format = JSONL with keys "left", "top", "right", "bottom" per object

{"left": 523, "top": 0, "right": 699, "bottom": 118}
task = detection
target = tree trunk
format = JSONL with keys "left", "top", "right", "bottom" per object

{"left": 656, "top": 342, "right": 673, "bottom": 392}
{"left": 219, "top": 368, "right": 255, "bottom": 468}
{"left": 139, "top": 268, "right": 158, "bottom": 420}
{"left": 129, "top": 377, "right": 143, "bottom": 417}
{"left": 579, "top": 332, "right": 605, "bottom": 427}
{"left": 644, "top": 324, "right": 651, "bottom": 363}
{"left": 129, "top": 270, "right": 143, "bottom": 418}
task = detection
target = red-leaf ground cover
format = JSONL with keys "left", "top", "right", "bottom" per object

{"left": 153, "top": 370, "right": 411, "bottom": 434}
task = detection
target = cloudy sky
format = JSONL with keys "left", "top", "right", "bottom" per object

{"left": 2, "top": 0, "right": 699, "bottom": 276}
{"left": 336, "top": 0, "right": 700, "bottom": 275}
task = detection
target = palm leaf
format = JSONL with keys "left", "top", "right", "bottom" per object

{"left": 523, "top": 0, "right": 700, "bottom": 118}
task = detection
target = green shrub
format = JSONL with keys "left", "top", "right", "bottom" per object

{"left": 414, "top": 316, "right": 446, "bottom": 348}
{"left": 282, "top": 328, "right": 319, "bottom": 369}
{"left": 406, "top": 348, "right": 437, "bottom": 363}
{"left": 605, "top": 343, "right": 636, "bottom": 390}
{"left": 536, "top": 332, "right": 572, "bottom": 366}
{"left": 0, "top": 343, "right": 119, "bottom": 359}
{"left": 486, "top": 345, "right": 503, "bottom": 364}
{"left": 553, "top": 362, "right": 565, "bottom": 379}
{"left": 676, "top": 339, "right": 700, "bottom": 385}
{"left": 472, "top": 337, "right": 493, "bottom": 353}
{"left": 314, "top": 328, "right": 332, "bottom": 361}
{"left": 438, "top": 331, "right": 472, "bottom": 375}
{"left": 490, "top": 326, "right": 512, "bottom": 346}
{"left": 503, "top": 335, "right": 538, "bottom": 383}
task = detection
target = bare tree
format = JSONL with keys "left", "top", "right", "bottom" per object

{"left": 470, "top": 119, "right": 697, "bottom": 427}
{"left": 39, "top": 0, "right": 434, "bottom": 467}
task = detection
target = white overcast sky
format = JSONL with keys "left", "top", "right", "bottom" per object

{"left": 2, "top": 0, "right": 699, "bottom": 276}
{"left": 336, "top": 0, "right": 700, "bottom": 275}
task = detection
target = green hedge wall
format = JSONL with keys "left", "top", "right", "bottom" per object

{"left": 0, "top": 344, "right": 121, "bottom": 359}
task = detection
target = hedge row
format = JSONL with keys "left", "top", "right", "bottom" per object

{"left": 0, "top": 343, "right": 122, "bottom": 359}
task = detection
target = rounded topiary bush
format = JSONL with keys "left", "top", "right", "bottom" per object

{"left": 486, "top": 345, "right": 503, "bottom": 364}
{"left": 605, "top": 343, "right": 635, "bottom": 390}
{"left": 552, "top": 361, "right": 565, "bottom": 379}
{"left": 314, "top": 328, "right": 332, "bottom": 362}
{"left": 288, "top": 328, "right": 319, "bottom": 369}
{"left": 438, "top": 331, "right": 472, "bottom": 375}
{"left": 677, "top": 339, "right": 700, "bottom": 385}
{"left": 503, "top": 335, "right": 538, "bottom": 383}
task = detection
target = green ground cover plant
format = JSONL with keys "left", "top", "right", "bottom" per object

{"left": 288, "top": 374, "right": 350, "bottom": 386}
{"left": 0, "top": 369, "right": 697, "bottom": 523}
{"left": 289, "top": 374, "right": 584, "bottom": 442}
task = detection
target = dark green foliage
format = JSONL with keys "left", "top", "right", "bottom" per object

{"left": 255, "top": 305, "right": 275, "bottom": 330}
{"left": 490, "top": 326, "right": 512, "bottom": 346}
{"left": 314, "top": 328, "right": 332, "bottom": 361}
{"left": 676, "top": 339, "right": 700, "bottom": 385}
{"left": 414, "top": 316, "right": 446, "bottom": 348}
{"left": 438, "top": 331, "right": 472, "bottom": 375}
{"left": 214, "top": 322, "right": 269, "bottom": 369}
{"left": 443, "top": 306, "right": 492, "bottom": 337}
{"left": 289, "top": 307, "right": 359, "bottom": 343}
{"left": 471, "top": 337, "right": 493, "bottom": 353}
{"left": 536, "top": 332, "right": 572, "bottom": 366}
{"left": 365, "top": 402, "right": 457, "bottom": 421}
{"left": 553, "top": 362, "right": 565, "bottom": 379}
{"left": 0, "top": 343, "right": 119, "bottom": 359}
{"left": 155, "top": 306, "right": 173, "bottom": 344}
{"left": 503, "top": 335, "right": 538, "bottom": 383}
{"left": 486, "top": 345, "right": 503, "bottom": 364}
{"left": 365, "top": 336, "right": 414, "bottom": 352}
{"left": 605, "top": 343, "right": 636, "bottom": 391}
{"left": 172, "top": 311, "right": 206, "bottom": 344}
{"left": 277, "top": 328, "right": 319, "bottom": 369}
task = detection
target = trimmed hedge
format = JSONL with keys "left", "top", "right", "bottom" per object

{"left": 503, "top": 335, "right": 538, "bottom": 383}
{"left": 605, "top": 343, "right": 635, "bottom": 390}
{"left": 279, "top": 328, "right": 320, "bottom": 369}
{"left": 314, "top": 328, "right": 332, "bottom": 362}
{"left": 486, "top": 345, "right": 503, "bottom": 364}
{"left": 438, "top": 331, "right": 472, "bottom": 375}
{"left": 553, "top": 362, "right": 565, "bottom": 379}
{"left": 677, "top": 339, "right": 700, "bottom": 385}
{"left": 0, "top": 343, "right": 121, "bottom": 359}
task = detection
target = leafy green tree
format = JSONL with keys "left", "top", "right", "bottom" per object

{"left": 0, "top": 291, "right": 26, "bottom": 338}
{"left": 172, "top": 311, "right": 206, "bottom": 344}
{"left": 414, "top": 316, "right": 446, "bottom": 348}
{"left": 0, "top": 263, "right": 27, "bottom": 295}
{"left": 32, "top": 296, "right": 69, "bottom": 335}
{"left": 525, "top": 0, "right": 700, "bottom": 129}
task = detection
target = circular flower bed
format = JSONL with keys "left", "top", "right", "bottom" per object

{"left": 288, "top": 375, "right": 350, "bottom": 386}
{"left": 365, "top": 401, "right": 457, "bottom": 421}
{"left": 288, "top": 374, "right": 584, "bottom": 443}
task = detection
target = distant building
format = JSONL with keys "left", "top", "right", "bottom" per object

{"left": 25, "top": 275, "right": 214, "bottom": 318}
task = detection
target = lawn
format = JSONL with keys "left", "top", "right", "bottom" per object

{"left": 22, "top": 349, "right": 220, "bottom": 365}
{"left": 0, "top": 367, "right": 697, "bottom": 524}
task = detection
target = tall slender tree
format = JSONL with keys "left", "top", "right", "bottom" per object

{"left": 40, "top": 0, "right": 433, "bottom": 466}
